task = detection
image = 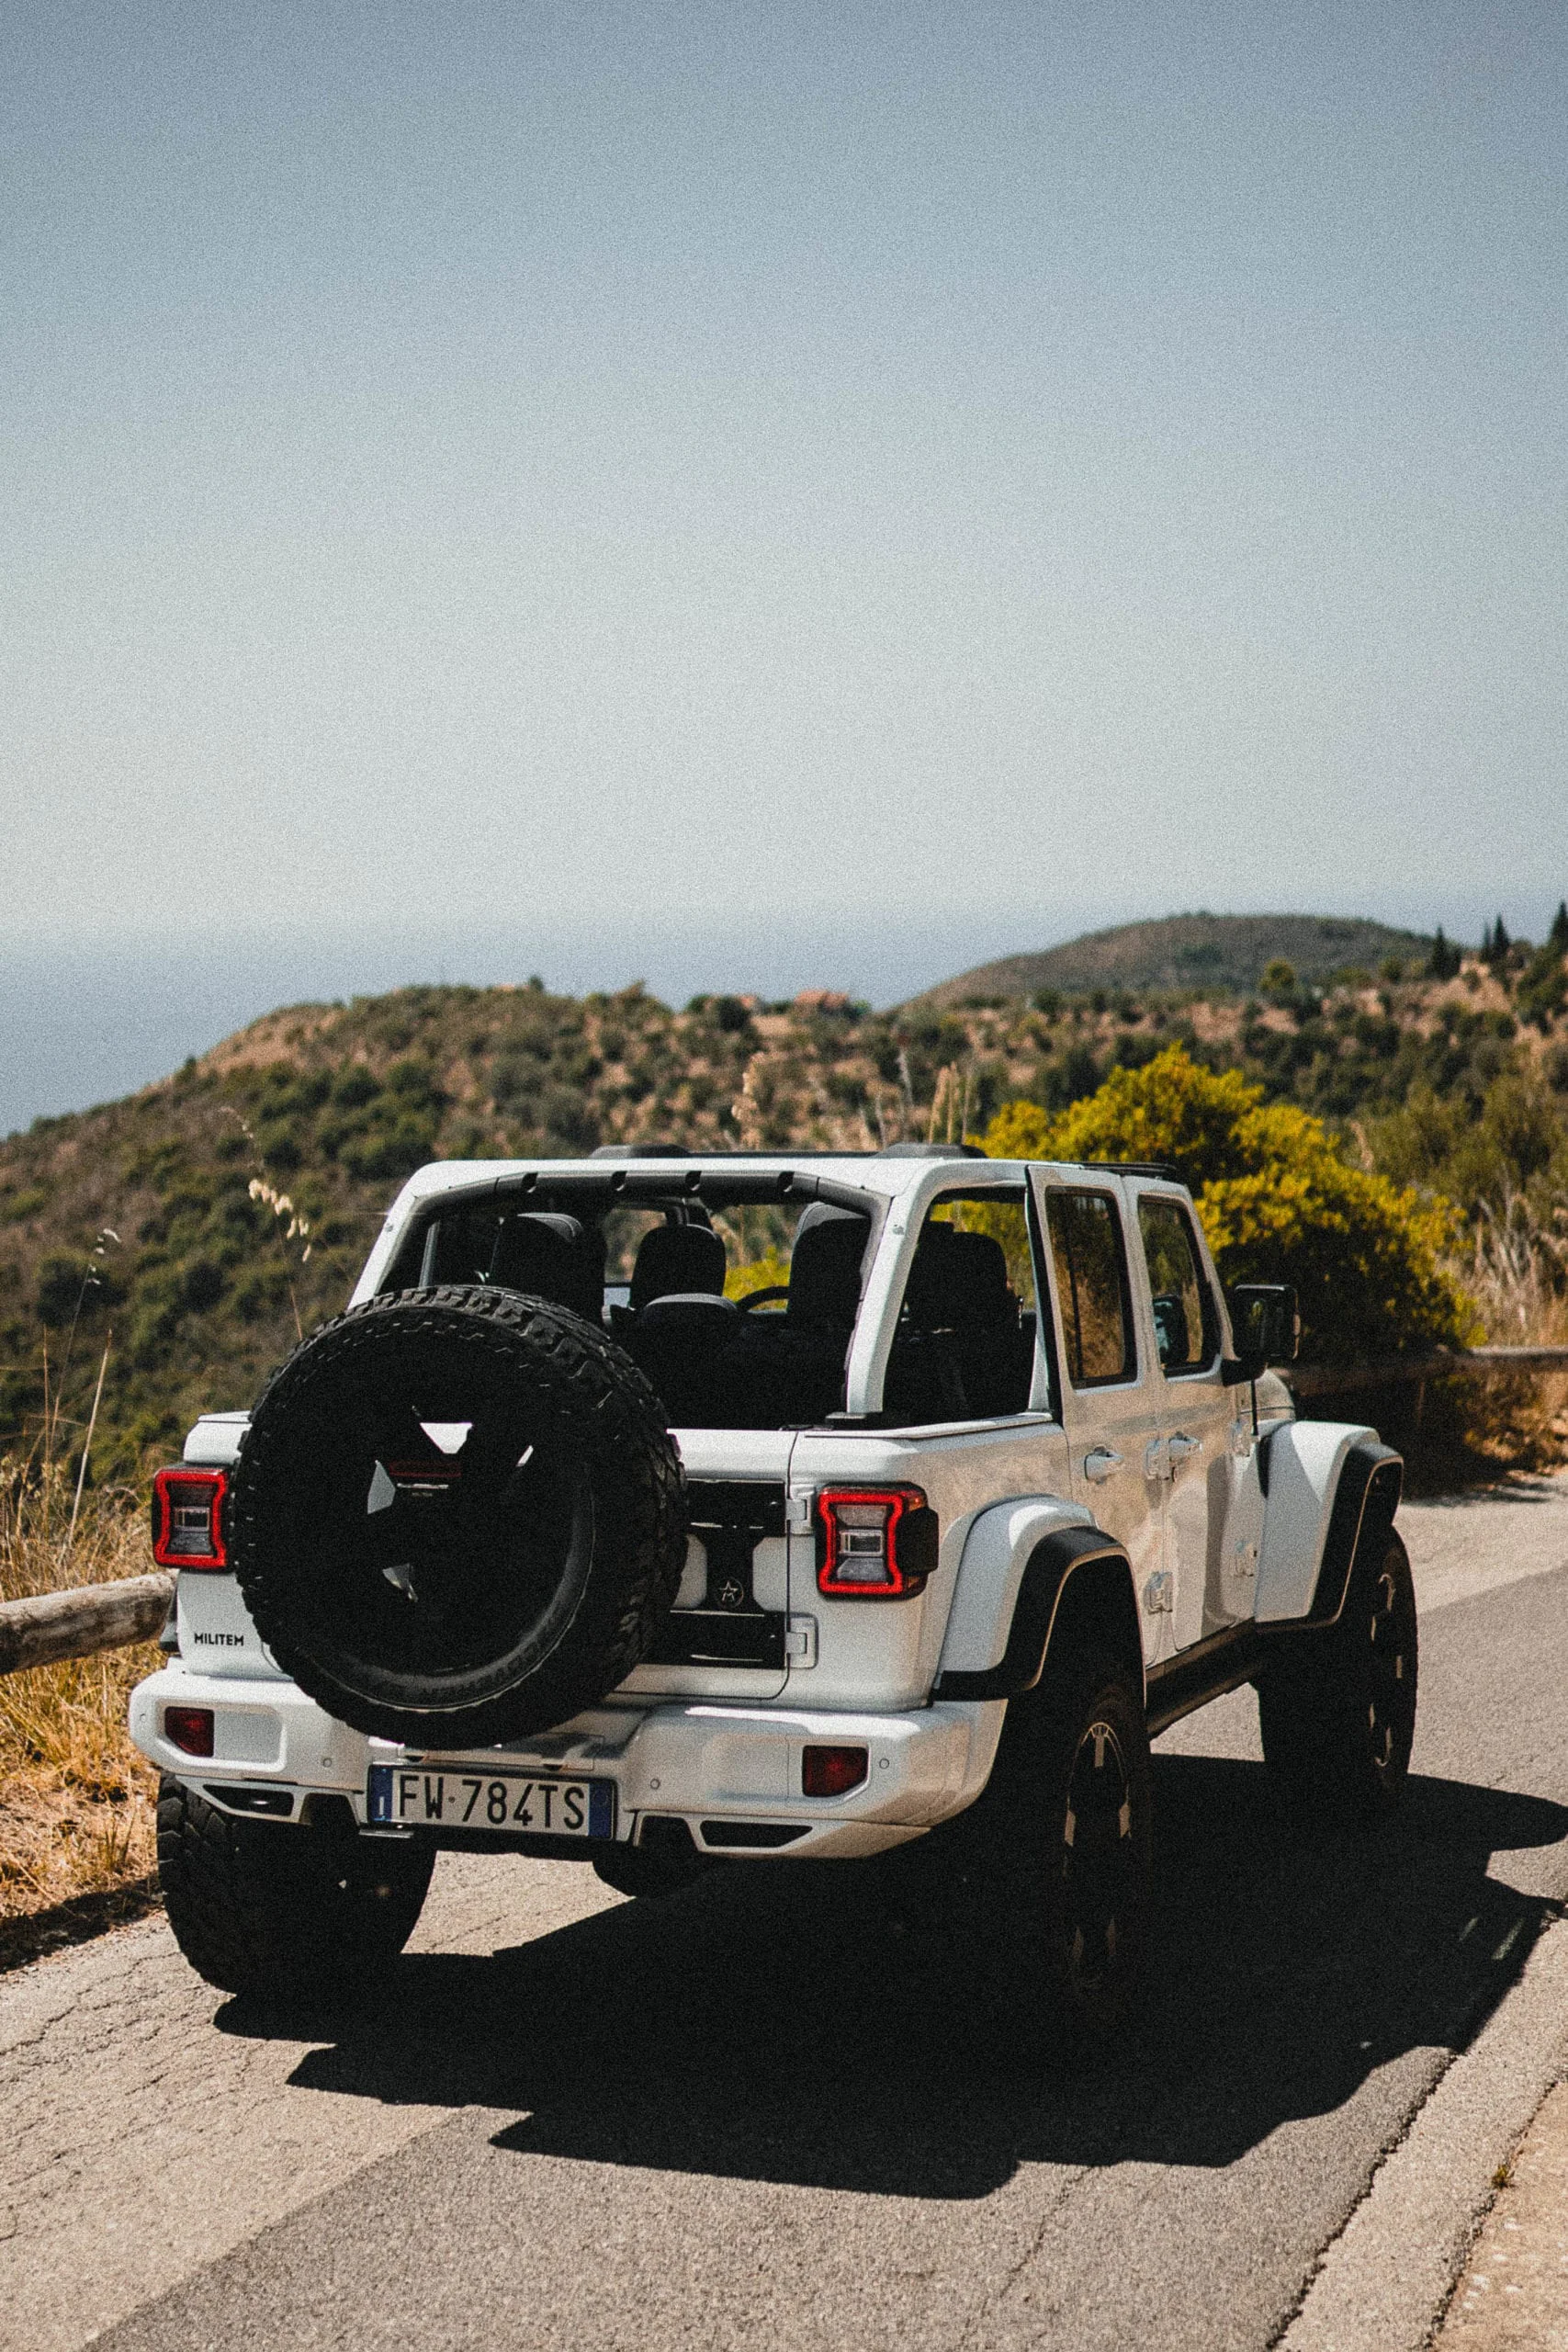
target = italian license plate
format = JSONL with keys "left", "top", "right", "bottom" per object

{"left": 367, "top": 1764, "right": 614, "bottom": 1838}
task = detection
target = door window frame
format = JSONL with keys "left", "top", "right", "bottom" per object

{"left": 1023, "top": 1178, "right": 1061, "bottom": 1418}
{"left": 1131, "top": 1186, "right": 1224, "bottom": 1382}
{"left": 1032, "top": 1176, "right": 1142, "bottom": 1396}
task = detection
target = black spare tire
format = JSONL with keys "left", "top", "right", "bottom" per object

{"left": 229, "top": 1286, "right": 687, "bottom": 1747}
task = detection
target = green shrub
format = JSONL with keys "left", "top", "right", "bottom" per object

{"left": 36, "top": 1256, "right": 91, "bottom": 1329}
{"left": 255, "top": 1122, "right": 302, "bottom": 1171}
{"left": 536, "top": 1086, "right": 601, "bottom": 1152}
{"left": 385, "top": 1058, "right": 445, "bottom": 1111}
{"left": 1517, "top": 946, "right": 1567, "bottom": 1031}
{"left": 984, "top": 1045, "right": 1474, "bottom": 1362}
{"left": 1033, "top": 1043, "right": 1102, "bottom": 1112}
{"left": 1372, "top": 1071, "right": 1568, "bottom": 1219}
{"left": 332, "top": 1065, "right": 380, "bottom": 1109}
{"left": 230, "top": 1264, "right": 282, "bottom": 1323}
{"left": 342, "top": 1120, "right": 436, "bottom": 1182}
{"left": 182, "top": 1259, "right": 226, "bottom": 1312}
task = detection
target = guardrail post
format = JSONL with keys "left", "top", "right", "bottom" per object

{"left": 0, "top": 1574, "right": 175, "bottom": 1677}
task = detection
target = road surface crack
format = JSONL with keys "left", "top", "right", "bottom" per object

{"left": 949, "top": 2165, "right": 1092, "bottom": 2351}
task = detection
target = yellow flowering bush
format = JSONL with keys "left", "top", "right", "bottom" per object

{"left": 723, "top": 1245, "right": 792, "bottom": 1303}
{"left": 984, "top": 1046, "right": 1475, "bottom": 1363}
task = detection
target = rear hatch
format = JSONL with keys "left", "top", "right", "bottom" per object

{"left": 617, "top": 1430, "right": 799, "bottom": 1702}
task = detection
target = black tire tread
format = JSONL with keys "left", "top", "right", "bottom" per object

{"left": 157, "top": 1775, "right": 434, "bottom": 2000}
{"left": 957, "top": 1642, "right": 1153, "bottom": 2040}
{"left": 1258, "top": 1532, "right": 1418, "bottom": 1823}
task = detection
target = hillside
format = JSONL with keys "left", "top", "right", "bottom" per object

{"left": 1, "top": 939, "right": 1563, "bottom": 1477}
{"left": 912, "top": 913, "right": 1436, "bottom": 1007}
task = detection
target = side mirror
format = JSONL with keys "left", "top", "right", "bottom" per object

{"left": 1150, "top": 1292, "right": 1190, "bottom": 1369}
{"left": 1222, "top": 1283, "right": 1300, "bottom": 1384}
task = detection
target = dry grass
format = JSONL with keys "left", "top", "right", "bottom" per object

{"left": 1459, "top": 1192, "right": 1568, "bottom": 1459}
{"left": 0, "top": 1461, "right": 161, "bottom": 1932}
{"left": 1418, "top": 1195, "right": 1568, "bottom": 1486}
{"left": 1464, "top": 1187, "right": 1568, "bottom": 1342}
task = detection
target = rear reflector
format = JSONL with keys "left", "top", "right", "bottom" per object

{"left": 802, "top": 1744, "right": 868, "bottom": 1797}
{"left": 151, "top": 1467, "right": 228, "bottom": 1569}
{"left": 164, "top": 1705, "right": 215, "bottom": 1758}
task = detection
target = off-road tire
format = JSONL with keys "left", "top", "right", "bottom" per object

{"left": 157, "top": 1776, "right": 434, "bottom": 2002}
{"left": 986, "top": 1645, "right": 1154, "bottom": 2037}
{"left": 229, "top": 1286, "right": 687, "bottom": 1747}
{"left": 1258, "top": 1532, "right": 1418, "bottom": 1823}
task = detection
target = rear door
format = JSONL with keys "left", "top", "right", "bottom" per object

{"left": 617, "top": 1429, "right": 798, "bottom": 1702}
{"left": 1030, "top": 1172, "right": 1170, "bottom": 1666}
{"left": 1131, "top": 1186, "right": 1240, "bottom": 1648}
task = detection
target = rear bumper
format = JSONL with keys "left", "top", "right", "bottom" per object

{"left": 129, "top": 1667, "right": 1006, "bottom": 1860}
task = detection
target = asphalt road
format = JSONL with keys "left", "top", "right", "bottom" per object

{"left": 6, "top": 1472, "right": 1568, "bottom": 2352}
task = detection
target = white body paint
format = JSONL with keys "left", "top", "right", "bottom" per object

{"left": 134, "top": 1151, "right": 1390, "bottom": 1857}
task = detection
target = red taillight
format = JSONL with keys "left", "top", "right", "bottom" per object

{"left": 802, "top": 1744, "right": 868, "bottom": 1797}
{"left": 151, "top": 1467, "right": 228, "bottom": 1570}
{"left": 815, "top": 1487, "right": 938, "bottom": 1598}
{"left": 164, "top": 1705, "right": 215, "bottom": 1758}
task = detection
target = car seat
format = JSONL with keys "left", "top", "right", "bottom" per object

{"left": 487, "top": 1212, "right": 603, "bottom": 1322}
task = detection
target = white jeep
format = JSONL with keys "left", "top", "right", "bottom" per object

{"left": 130, "top": 1144, "right": 1416, "bottom": 2033}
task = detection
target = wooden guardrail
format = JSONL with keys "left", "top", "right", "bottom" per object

{"left": 1286, "top": 1345, "right": 1568, "bottom": 1396}
{"left": 0, "top": 1573, "right": 173, "bottom": 1677}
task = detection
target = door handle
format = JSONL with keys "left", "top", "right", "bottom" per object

{"left": 1083, "top": 1447, "right": 1123, "bottom": 1484}
{"left": 1168, "top": 1433, "right": 1201, "bottom": 1468}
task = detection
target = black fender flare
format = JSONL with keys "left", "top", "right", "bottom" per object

{"left": 1307, "top": 1440, "right": 1404, "bottom": 1625}
{"left": 934, "top": 1525, "right": 1139, "bottom": 1701}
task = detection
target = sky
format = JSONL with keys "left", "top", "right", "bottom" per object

{"left": 2, "top": 1, "right": 1566, "bottom": 1130}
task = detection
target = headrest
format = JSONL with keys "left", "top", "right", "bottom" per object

{"left": 489, "top": 1212, "right": 601, "bottom": 1321}
{"left": 637, "top": 1293, "right": 739, "bottom": 1342}
{"left": 945, "top": 1229, "right": 1014, "bottom": 1327}
{"left": 902, "top": 1223, "right": 1014, "bottom": 1332}
{"left": 786, "top": 1203, "right": 871, "bottom": 1329}
{"left": 631, "top": 1221, "right": 728, "bottom": 1313}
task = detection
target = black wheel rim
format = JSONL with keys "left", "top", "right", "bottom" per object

{"left": 1367, "top": 1560, "right": 1415, "bottom": 1778}
{"left": 259, "top": 1331, "right": 595, "bottom": 1709}
{"left": 1060, "top": 1715, "right": 1137, "bottom": 1999}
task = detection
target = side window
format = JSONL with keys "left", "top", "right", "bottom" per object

{"left": 1045, "top": 1189, "right": 1136, "bottom": 1387}
{"left": 1136, "top": 1195, "right": 1219, "bottom": 1374}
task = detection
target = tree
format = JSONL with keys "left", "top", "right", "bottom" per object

{"left": 1517, "top": 939, "right": 1568, "bottom": 1031}
{"left": 1426, "top": 926, "right": 1461, "bottom": 981}
{"left": 1485, "top": 917, "right": 1511, "bottom": 967}
{"left": 984, "top": 1045, "right": 1474, "bottom": 1363}
{"left": 1550, "top": 900, "right": 1568, "bottom": 955}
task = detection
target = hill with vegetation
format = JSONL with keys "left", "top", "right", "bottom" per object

{"left": 2, "top": 911, "right": 1566, "bottom": 1477}
{"left": 911, "top": 912, "right": 1437, "bottom": 1006}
